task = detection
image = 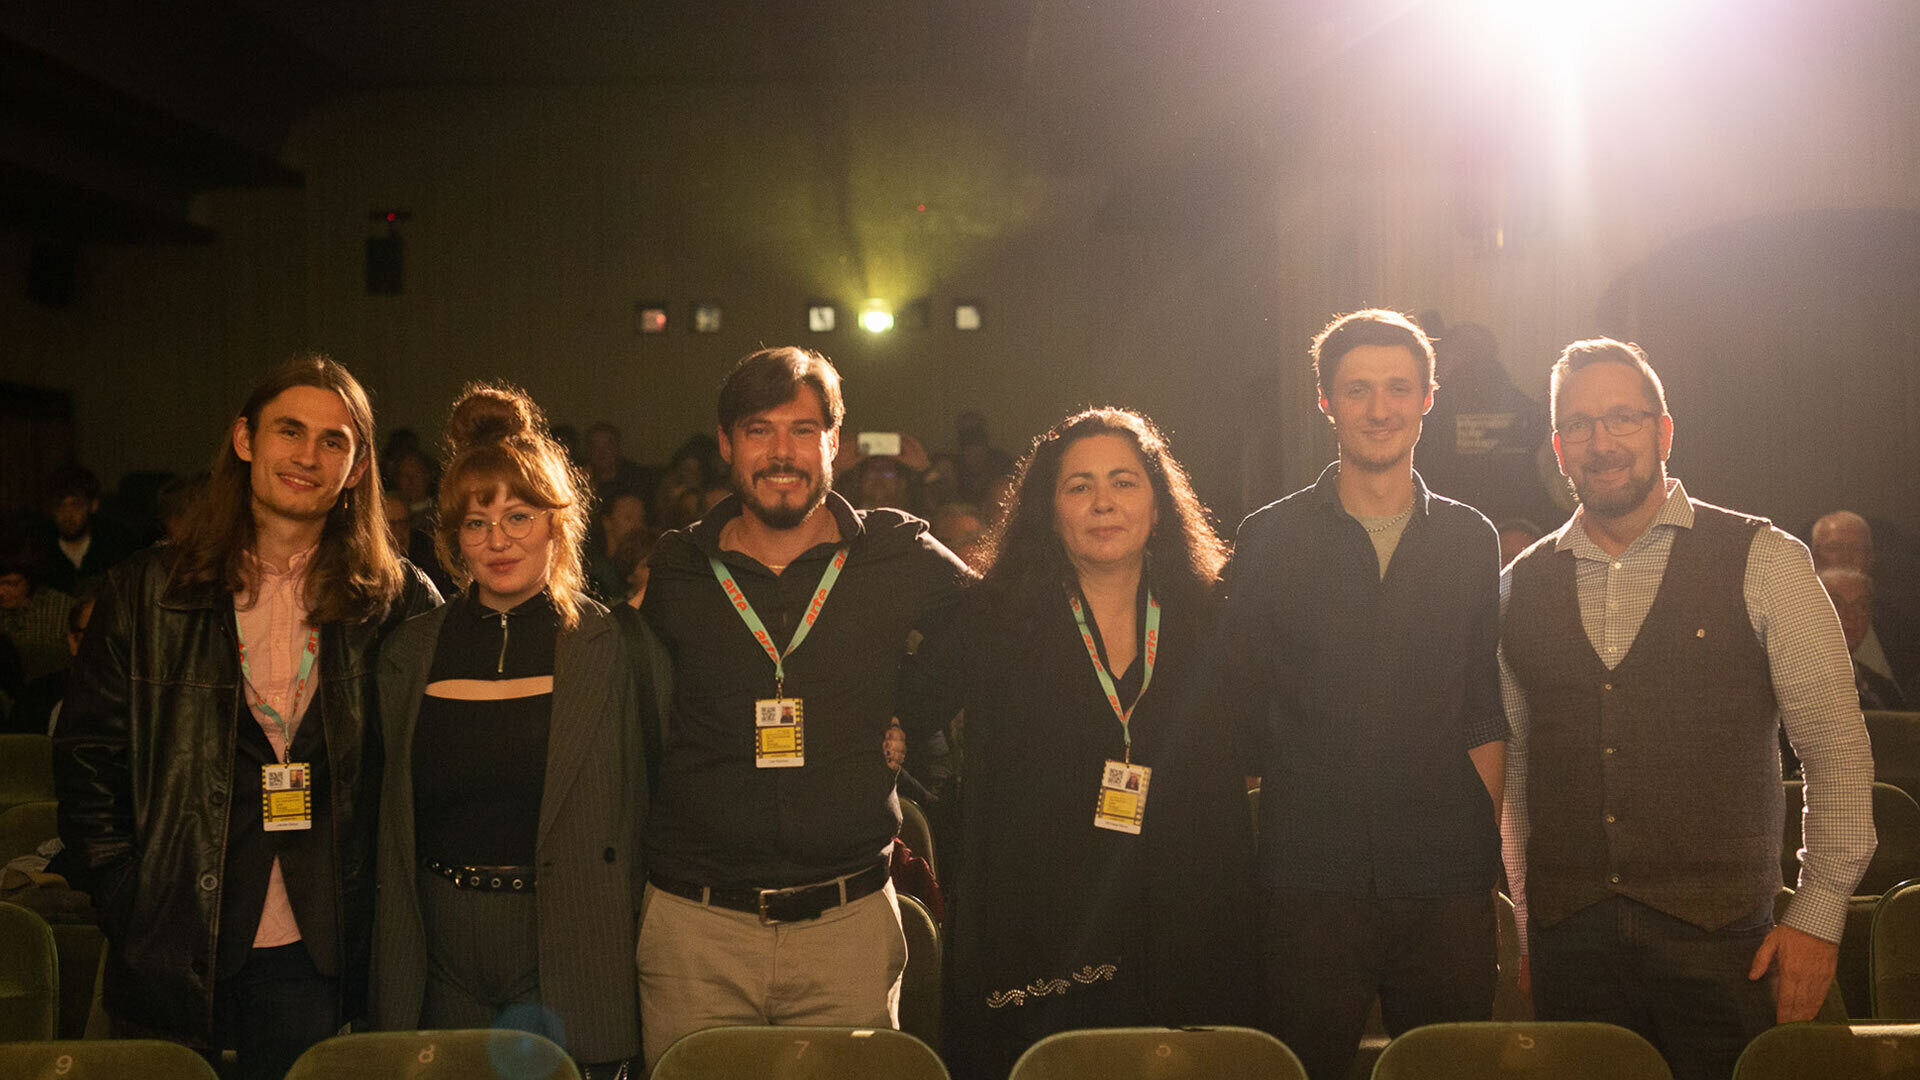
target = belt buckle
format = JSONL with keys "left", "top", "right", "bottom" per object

{"left": 756, "top": 887, "right": 788, "bottom": 926}
{"left": 756, "top": 883, "right": 829, "bottom": 925}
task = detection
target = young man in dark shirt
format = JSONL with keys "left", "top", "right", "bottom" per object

{"left": 636, "top": 346, "right": 970, "bottom": 1067}
{"left": 1225, "top": 309, "right": 1507, "bottom": 1080}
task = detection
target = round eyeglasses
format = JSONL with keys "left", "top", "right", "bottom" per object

{"left": 459, "top": 508, "right": 551, "bottom": 545}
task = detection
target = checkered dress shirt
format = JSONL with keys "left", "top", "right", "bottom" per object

{"left": 1501, "top": 478, "right": 1875, "bottom": 951}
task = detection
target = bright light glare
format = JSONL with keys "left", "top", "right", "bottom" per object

{"left": 1450, "top": 0, "right": 1693, "bottom": 55}
{"left": 859, "top": 302, "right": 894, "bottom": 334}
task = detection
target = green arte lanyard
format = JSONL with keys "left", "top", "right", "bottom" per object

{"left": 235, "top": 621, "right": 319, "bottom": 764}
{"left": 709, "top": 547, "right": 850, "bottom": 699}
{"left": 1069, "top": 586, "right": 1160, "bottom": 764}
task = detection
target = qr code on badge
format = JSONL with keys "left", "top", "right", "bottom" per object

{"left": 1104, "top": 764, "right": 1126, "bottom": 786}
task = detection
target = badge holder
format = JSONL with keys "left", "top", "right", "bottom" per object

{"left": 262, "top": 762, "right": 313, "bottom": 832}
{"left": 1094, "top": 759, "right": 1151, "bottom": 834}
{"left": 755, "top": 698, "right": 806, "bottom": 768}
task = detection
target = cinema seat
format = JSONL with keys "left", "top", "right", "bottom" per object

{"left": 1731, "top": 1021, "right": 1920, "bottom": 1080}
{"left": 652, "top": 1025, "right": 947, "bottom": 1080}
{"left": 1370, "top": 1021, "right": 1672, "bottom": 1080}
{"left": 1008, "top": 1026, "right": 1304, "bottom": 1080}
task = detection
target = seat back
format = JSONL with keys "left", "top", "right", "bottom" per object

{"left": 1866, "top": 711, "right": 1920, "bottom": 805}
{"left": 1783, "top": 781, "right": 1920, "bottom": 896}
{"left": 1873, "top": 878, "right": 1920, "bottom": 1018}
{"left": 898, "top": 892, "right": 942, "bottom": 1051}
{"left": 0, "top": 900, "right": 58, "bottom": 1042}
{"left": 1007, "top": 1026, "right": 1304, "bottom": 1080}
{"left": 1732, "top": 1021, "right": 1920, "bottom": 1079}
{"left": 651, "top": 1025, "right": 948, "bottom": 1080}
{"left": 1370, "top": 1021, "right": 1673, "bottom": 1080}
{"left": 0, "top": 735, "right": 55, "bottom": 815}
{"left": 899, "top": 795, "right": 937, "bottom": 880}
{"left": 284, "top": 1030, "right": 580, "bottom": 1080}
{"left": 0, "top": 1039, "right": 219, "bottom": 1079}
{"left": 0, "top": 800, "right": 58, "bottom": 864}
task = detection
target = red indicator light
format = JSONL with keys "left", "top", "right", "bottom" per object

{"left": 916, "top": 203, "right": 926, "bottom": 212}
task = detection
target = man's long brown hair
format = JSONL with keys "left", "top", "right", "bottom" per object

{"left": 170, "top": 354, "right": 407, "bottom": 624}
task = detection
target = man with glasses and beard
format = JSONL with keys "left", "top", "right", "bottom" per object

{"left": 1499, "top": 338, "right": 1874, "bottom": 1080}
{"left": 632, "top": 346, "right": 970, "bottom": 1068}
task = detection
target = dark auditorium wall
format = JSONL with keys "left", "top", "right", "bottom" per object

{"left": 3, "top": 81, "right": 1278, "bottom": 523}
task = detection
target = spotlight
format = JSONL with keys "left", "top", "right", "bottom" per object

{"left": 859, "top": 300, "right": 894, "bottom": 334}
{"left": 634, "top": 302, "right": 668, "bottom": 334}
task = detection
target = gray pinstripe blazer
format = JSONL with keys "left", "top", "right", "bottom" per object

{"left": 369, "top": 596, "right": 647, "bottom": 1063}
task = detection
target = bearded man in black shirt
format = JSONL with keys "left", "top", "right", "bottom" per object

{"left": 634, "top": 347, "right": 970, "bottom": 1067}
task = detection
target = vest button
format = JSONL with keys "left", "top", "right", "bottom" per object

{"left": 1604, "top": 747, "right": 1617, "bottom": 755}
{"left": 1603, "top": 683, "right": 1613, "bottom": 691}
{"left": 1609, "top": 873, "right": 1621, "bottom": 884}
{"left": 1605, "top": 814, "right": 1617, "bottom": 823}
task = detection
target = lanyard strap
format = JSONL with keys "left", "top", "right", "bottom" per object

{"left": 236, "top": 621, "right": 319, "bottom": 763}
{"left": 1069, "top": 586, "right": 1160, "bottom": 763}
{"left": 710, "top": 547, "right": 849, "bottom": 697}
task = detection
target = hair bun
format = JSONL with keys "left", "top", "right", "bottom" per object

{"left": 445, "top": 384, "right": 541, "bottom": 450}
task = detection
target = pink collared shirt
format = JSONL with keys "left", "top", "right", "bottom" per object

{"left": 235, "top": 544, "right": 319, "bottom": 949}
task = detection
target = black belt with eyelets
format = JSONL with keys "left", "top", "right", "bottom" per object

{"left": 648, "top": 857, "right": 889, "bottom": 924}
{"left": 423, "top": 859, "right": 538, "bottom": 893}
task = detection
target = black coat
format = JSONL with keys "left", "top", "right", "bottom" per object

{"left": 908, "top": 583, "right": 1258, "bottom": 1080}
{"left": 53, "top": 547, "right": 439, "bottom": 1045}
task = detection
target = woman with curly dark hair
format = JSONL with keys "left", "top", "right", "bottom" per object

{"left": 370, "top": 383, "right": 645, "bottom": 1079}
{"left": 902, "top": 406, "right": 1257, "bottom": 1079}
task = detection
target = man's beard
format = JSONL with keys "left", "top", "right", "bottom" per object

{"left": 737, "top": 465, "right": 830, "bottom": 530}
{"left": 1572, "top": 452, "right": 1659, "bottom": 518}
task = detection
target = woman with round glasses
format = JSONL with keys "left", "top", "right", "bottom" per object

{"left": 371, "top": 384, "right": 645, "bottom": 1078}
{"left": 902, "top": 408, "right": 1256, "bottom": 1078}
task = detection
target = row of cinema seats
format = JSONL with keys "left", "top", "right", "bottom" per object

{"left": 1780, "top": 710, "right": 1920, "bottom": 1018}
{"left": 2, "top": 1021, "right": 1918, "bottom": 1079}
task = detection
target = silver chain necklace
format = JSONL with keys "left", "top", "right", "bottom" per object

{"left": 1361, "top": 504, "right": 1414, "bottom": 534}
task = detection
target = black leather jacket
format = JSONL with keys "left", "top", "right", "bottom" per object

{"left": 54, "top": 546, "right": 439, "bottom": 1045}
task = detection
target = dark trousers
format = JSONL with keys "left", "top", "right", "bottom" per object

{"left": 212, "top": 943, "right": 340, "bottom": 1080}
{"left": 1531, "top": 895, "right": 1776, "bottom": 1080}
{"left": 1260, "top": 889, "right": 1496, "bottom": 1080}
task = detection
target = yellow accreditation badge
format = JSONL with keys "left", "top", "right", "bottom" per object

{"left": 261, "top": 762, "right": 313, "bottom": 832}
{"left": 754, "top": 698, "right": 806, "bottom": 768}
{"left": 1093, "top": 759, "right": 1151, "bottom": 834}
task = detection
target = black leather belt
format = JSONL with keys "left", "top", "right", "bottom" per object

{"left": 649, "top": 858, "right": 889, "bottom": 924}
{"left": 424, "top": 859, "right": 537, "bottom": 893}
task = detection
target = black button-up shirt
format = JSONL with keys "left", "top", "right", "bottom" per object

{"left": 1223, "top": 463, "right": 1506, "bottom": 897}
{"left": 641, "top": 492, "right": 971, "bottom": 886}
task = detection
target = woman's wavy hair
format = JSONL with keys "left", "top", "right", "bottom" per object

{"left": 170, "top": 354, "right": 405, "bottom": 624}
{"left": 433, "top": 383, "right": 594, "bottom": 630}
{"left": 980, "top": 407, "right": 1227, "bottom": 609}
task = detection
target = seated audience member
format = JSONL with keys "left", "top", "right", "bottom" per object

{"left": 612, "top": 528, "right": 654, "bottom": 609}
{"left": 931, "top": 502, "right": 989, "bottom": 571}
{"left": 372, "top": 384, "right": 645, "bottom": 1080}
{"left": 587, "top": 492, "right": 649, "bottom": 603}
{"left": 1812, "top": 510, "right": 1920, "bottom": 698}
{"left": 383, "top": 492, "right": 453, "bottom": 598}
{"left": 902, "top": 408, "right": 1255, "bottom": 1079}
{"left": 10, "top": 590, "right": 96, "bottom": 735}
{"left": 1820, "top": 567, "right": 1906, "bottom": 710}
{"left": 0, "top": 548, "right": 74, "bottom": 684}
{"left": 39, "top": 467, "right": 137, "bottom": 596}
{"left": 155, "top": 472, "right": 210, "bottom": 546}
{"left": 585, "top": 421, "right": 657, "bottom": 508}
{"left": 1495, "top": 518, "right": 1544, "bottom": 569}
{"left": 386, "top": 446, "right": 441, "bottom": 533}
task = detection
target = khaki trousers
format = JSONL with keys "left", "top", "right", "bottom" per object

{"left": 635, "top": 879, "right": 906, "bottom": 1068}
